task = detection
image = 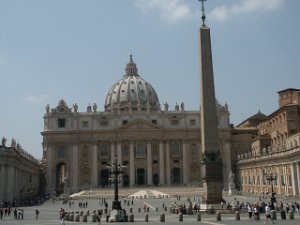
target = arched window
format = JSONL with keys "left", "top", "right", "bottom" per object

{"left": 82, "top": 146, "right": 88, "bottom": 158}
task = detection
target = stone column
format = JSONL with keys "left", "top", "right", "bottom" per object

{"left": 147, "top": 141, "right": 153, "bottom": 185}
{"left": 16, "top": 169, "right": 20, "bottom": 199}
{"left": 91, "top": 143, "right": 98, "bottom": 188}
{"left": 117, "top": 142, "right": 122, "bottom": 165}
{"left": 159, "top": 141, "right": 165, "bottom": 186}
{"left": 110, "top": 142, "right": 115, "bottom": 165}
{"left": 46, "top": 144, "right": 54, "bottom": 193}
{"left": 283, "top": 166, "right": 288, "bottom": 195}
{"left": 72, "top": 142, "right": 79, "bottom": 192}
{"left": 277, "top": 166, "right": 282, "bottom": 195}
{"left": 297, "top": 162, "right": 300, "bottom": 196}
{"left": 182, "top": 141, "right": 188, "bottom": 185}
{"left": 0, "top": 165, "right": 4, "bottom": 201}
{"left": 129, "top": 141, "right": 135, "bottom": 186}
{"left": 166, "top": 141, "right": 171, "bottom": 185}
{"left": 7, "top": 166, "right": 15, "bottom": 202}
{"left": 291, "top": 162, "right": 299, "bottom": 196}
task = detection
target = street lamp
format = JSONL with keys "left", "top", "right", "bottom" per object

{"left": 264, "top": 169, "right": 277, "bottom": 210}
{"left": 106, "top": 155, "right": 127, "bottom": 210}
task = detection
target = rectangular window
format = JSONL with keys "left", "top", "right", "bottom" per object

{"left": 58, "top": 118, "right": 66, "bottom": 128}
{"left": 171, "top": 120, "right": 179, "bottom": 125}
{"left": 190, "top": 119, "right": 196, "bottom": 126}
{"left": 122, "top": 145, "right": 129, "bottom": 156}
{"left": 136, "top": 143, "right": 146, "bottom": 157}
{"left": 58, "top": 146, "right": 65, "bottom": 158}
{"left": 170, "top": 143, "right": 181, "bottom": 156}
{"left": 153, "top": 160, "right": 158, "bottom": 164}
{"left": 152, "top": 120, "right": 157, "bottom": 125}
{"left": 123, "top": 120, "right": 128, "bottom": 125}
{"left": 152, "top": 144, "right": 158, "bottom": 156}
{"left": 82, "top": 121, "right": 89, "bottom": 128}
{"left": 99, "top": 144, "right": 109, "bottom": 156}
{"left": 100, "top": 120, "right": 108, "bottom": 127}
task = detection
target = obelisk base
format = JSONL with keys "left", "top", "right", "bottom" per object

{"left": 201, "top": 160, "right": 223, "bottom": 211}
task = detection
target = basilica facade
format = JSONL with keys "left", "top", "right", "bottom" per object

{"left": 42, "top": 55, "right": 232, "bottom": 194}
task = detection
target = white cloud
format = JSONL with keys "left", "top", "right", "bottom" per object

{"left": 25, "top": 94, "right": 49, "bottom": 103}
{"left": 135, "top": 0, "right": 196, "bottom": 23}
{"left": 209, "top": 0, "right": 284, "bottom": 22}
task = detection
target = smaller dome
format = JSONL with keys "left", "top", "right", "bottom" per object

{"left": 104, "top": 55, "right": 160, "bottom": 112}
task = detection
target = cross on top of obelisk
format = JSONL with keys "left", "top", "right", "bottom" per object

{"left": 199, "top": 0, "right": 206, "bottom": 25}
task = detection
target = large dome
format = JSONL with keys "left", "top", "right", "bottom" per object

{"left": 105, "top": 55, "right": 160, "bottom": 112}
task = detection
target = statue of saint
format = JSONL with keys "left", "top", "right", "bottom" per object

{"left": 180, "top": 102, "right": 185, "bottom": 111}
{"left": 87, "top": 103, "right": 92, "bottom": 112}
{"left": 175, "top": 103, "right": 179, "bottom": 112}
{"left": 73, "top": 103, "right": 78, "bottom": 112}
{"left": 164, "top": 102, "right": 169, "bottom": 112}
{"left": 228, "top": 170, "right": 236, "bottom": 195}
{"left": 2, "top": 137, "right": 7, "bottom": 147}
{"left": 11, "top": 138, "right": 16, "bottom": 148}
{"left": 146, "top": 101, "right": 151, "bottom": 112}
{"left": 93, "top": 103, "right": 97, "bottom": 112}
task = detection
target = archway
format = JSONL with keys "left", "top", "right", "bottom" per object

{"left": 99, "top": 169, "right": 109, "bottom": 187}
{"left": 153, "top": 174, "right": 159, "bottom": 186}
{"left": 137, "top": 168, "right": 145, "bottom": 185}
{"left": 56, "top": 162, "right": 67, "bottom": 195}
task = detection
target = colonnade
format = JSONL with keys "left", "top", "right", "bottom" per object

{"left": 0, "top": 164, "right": 40, "bottom": 203}
{"left": 240, "top": 161, "right": 300, "bottom": 196}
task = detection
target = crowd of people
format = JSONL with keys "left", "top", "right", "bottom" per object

{"left": 0, "top": 207, "right": 25, "bottom": 220}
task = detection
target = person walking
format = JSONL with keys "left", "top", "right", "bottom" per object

{"left": 35, "top": 209, "right": 39, "bottom": 220}
{"left": 60, "top": 208, "right": 65, "bottom": 225}
{"left": 247, "top": 204, "right": 253, "bottom": 220}
{"left": 265, "top": 204, "right": 274, "bottom": 224}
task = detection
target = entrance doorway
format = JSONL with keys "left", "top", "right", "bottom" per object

{"left": 172, "top": 168, "right": 181, "bottom": 185}
{"left": 153, "top": 174, "right": 159, "bottom": 186}
{"left": 99, "top": 169, "right": 109, "bottom": 187}
{"left": 136, "top": 168, "right": 145, "bottom": 185}
{"left": 123, "top": 175, "right": 129, "bottom": 187}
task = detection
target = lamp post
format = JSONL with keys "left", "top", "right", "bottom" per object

{"left": 264, "top": 170, "right": 277, "bottom": 210}
{"left": 106, "top": 155, "right": 127, "bottom": 210}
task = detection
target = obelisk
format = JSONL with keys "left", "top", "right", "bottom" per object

{"left": 199, "top": 0, "right": 223, "bottom": 207}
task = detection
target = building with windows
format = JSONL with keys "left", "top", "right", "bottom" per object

{"left": 234, "top": 88, "right": 300, "bottom": 196}
{"left": 42, "top": 55, "right": 232, "bottom": 194}
{"left": 0, "top": 138, "right": 41, "bottom": 204}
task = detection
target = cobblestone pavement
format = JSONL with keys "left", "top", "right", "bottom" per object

{"left": 1, "top": 188, "right": 300, "bottom": 225}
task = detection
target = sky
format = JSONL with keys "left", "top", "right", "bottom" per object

{"left": 0, "top": 0, "right": 299, "bottom": 159}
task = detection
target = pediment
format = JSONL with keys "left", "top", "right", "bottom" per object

{"left": 120, "top": 119, "right": 160, "bottom": 130}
